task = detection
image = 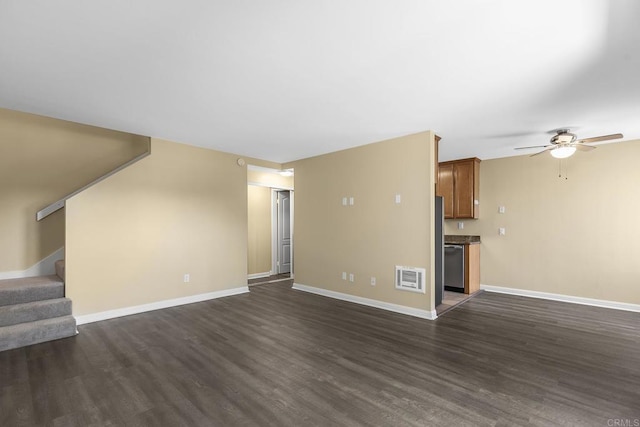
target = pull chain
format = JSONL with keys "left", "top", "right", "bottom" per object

{"left": 558, "top": 159, "right": 569, "bottom": 180}
{"left": 558, "top": 159, "right": 561, "bottom": 178}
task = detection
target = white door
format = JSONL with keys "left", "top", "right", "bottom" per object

{"left": 277, "top": 190, "right": 291, "bottom": 274}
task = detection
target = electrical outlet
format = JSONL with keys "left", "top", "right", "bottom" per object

{"left": 499, "top": 206, "right": 506, "bottom": 214}
{"left": 499, "top": 227, "right": 506, "bottom": 236}
{"left": 342, "top": 197, "right": 347, "bottom": 206}
{"left": 395, "top": 194, "right": 401, "bottom": 204}
{"left": 341, "top": 272, "right": 347, "bottom": 280}
{"left": 349, "top": 273, "right": 354, "bottom": 282}
{"left": 183, "top": 274, "right": 190, "bottom": 283}
{"left": 371, "top": 277, "right": 376, "bottom": 286}
{"left": 458, "top": 222, "right": 464, "bottom": 230}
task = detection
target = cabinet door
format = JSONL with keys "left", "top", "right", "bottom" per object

{"left": 454, "top": 161, "right": 475, "bottom": 218}
{"left": 437, "top": 163, "right": 454, "bottom": 219}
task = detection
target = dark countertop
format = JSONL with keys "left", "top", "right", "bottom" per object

{"left": 444, "top": 235, "right": 481, "bottom": 245}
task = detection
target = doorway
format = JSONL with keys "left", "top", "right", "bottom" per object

{"left": 246, "top": 165, "right": 294, "bottom": 286}
{"left": 271, "top": 188, "right": 293, "bottom": 279}
{"left": 276, "top": 190, "right": 291, "bottom": 274}
{"left": 248, "top": 188, "right": 293, "bottom": 286}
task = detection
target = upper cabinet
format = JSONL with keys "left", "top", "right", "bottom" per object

{"left": 437, "top": 157, "right": 481, "bottom": 219}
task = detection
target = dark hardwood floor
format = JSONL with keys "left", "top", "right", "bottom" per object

{"left": 248, "top": 273, "right": 291, "bottom": 286}
{"left": 435, "top": 290, "right": 479, "bottom": 315}
{"left": 2, "top": 280, "right": 639, "bottom": 426}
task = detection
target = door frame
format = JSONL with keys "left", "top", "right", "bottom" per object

{"left": 271, "top": 188, "right": 294, "bottom": 277}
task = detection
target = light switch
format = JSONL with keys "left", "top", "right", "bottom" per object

{"left": 349, "top": 197, "right": 354, "bottom": 206}
{"left": 499, "top": 227, "right": 506, "bottom": 236}
{"left": 395, "top": 194, "right": 401, "bottom": 204}
{"left": 349, "top": 273, "right": 355, "bottom": 282}
{"left": 342, "top": 197, "right": 347, "bottom": 206}
{"left": 499, "top": 206, "right": 506, "bottom": 214}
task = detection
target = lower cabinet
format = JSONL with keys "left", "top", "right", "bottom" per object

{"left": 464, "top": 243, "right": 480, "bottom": 294}
{"left": 444, "top": 242, "right": 480, "bottom": 294}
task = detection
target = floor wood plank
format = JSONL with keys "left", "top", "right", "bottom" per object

{"left": 1, "top": 281, "right": 639, "bottom": 426}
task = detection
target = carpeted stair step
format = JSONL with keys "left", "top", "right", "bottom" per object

{"left": 0, "top": 274, "right": 77, "bottom": 352}
{"left": 0, "top": 315, "right": 77, "bottom": 352}
{"left": 0, "top": 298, "right": 72, "bottom": 327}
{"left": 55, "top": 259, "right": 65, "bottom": 281}
{"left": 0, "top": 275, "right": 64, "bottom": 307}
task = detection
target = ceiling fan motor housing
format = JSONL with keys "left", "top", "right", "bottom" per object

{"left": 551, "top": 130, "right": 577, "bottom": 145}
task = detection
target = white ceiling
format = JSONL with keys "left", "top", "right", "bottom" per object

{"left": 1, "top": 1, "right": 639, "bottom": 163}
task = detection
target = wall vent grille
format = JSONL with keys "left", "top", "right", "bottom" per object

{"left": 395, "top": 266, "right": 426, "bottom": 294}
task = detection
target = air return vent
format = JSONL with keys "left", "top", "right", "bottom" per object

{"left": 395, "top": 266, "right": 426, "bottom": 294}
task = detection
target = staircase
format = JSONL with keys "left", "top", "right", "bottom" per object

{"left": 0, "top": 260, "right": 76, "bottom": 352}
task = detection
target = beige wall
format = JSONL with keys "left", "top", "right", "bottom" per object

{"left": 290, "top": 131, "right": 436, "bottom": 311}
{"left": 247, "top": 185, "right": 272, "bottom": 275}
{"left": 0, "top": 108, "right": 148, "bottom": 272}
{"left": 445, "top": 140, "right": 640, "bottom": 304}
{"left": 66, "top": 138, "right": 248, "bottom": 316}
{"left": 247, "top": 169, "right": 293, "bottom": 189}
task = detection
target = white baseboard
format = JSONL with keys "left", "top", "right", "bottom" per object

{"left": 0, "top": 247, "right": 64, "bottom": 280}
{"left": 75, "top": 286, "right": 250, "bottom": 325}
{"left": 248, "top": 271, "right": 271, "bottom": 280}
{"left": 292, "top": 283, "right": 437, "bottom": 320}
{"left": 480, "top": 284, "right": 640, "bottom": 313}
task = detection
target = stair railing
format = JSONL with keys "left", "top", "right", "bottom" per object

{"left": 36, "top": 137, "right": 151, "bottom": 221}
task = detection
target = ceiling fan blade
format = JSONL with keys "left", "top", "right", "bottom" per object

{"left": 515, "top": 144, "right": 552, "bottom": 150}
{"left": 530, "top": 147, "right": 554, "bottom": 157}
{"left": 574, "top": 144, "right": 596, "bottom": 152}
{"left": 577, "top": 133, "right": 623, "bottom": 144}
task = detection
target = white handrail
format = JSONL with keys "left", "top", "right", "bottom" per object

{"left": 36, "top": 138, "right": 151, "bottom": 221}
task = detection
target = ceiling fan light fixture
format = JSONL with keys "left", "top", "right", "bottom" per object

{"left": 550, "top": 145, "right": 576, "bottom": 159}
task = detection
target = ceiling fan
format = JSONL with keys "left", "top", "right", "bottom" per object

{"left": 515, "top": 129, "right": 624, "bottom": 158}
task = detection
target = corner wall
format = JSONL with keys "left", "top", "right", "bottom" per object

{"left": 290, "top": 131, "right": 436, "bottom": 313}
{"left": 445, "top": 139, "right": 640, "bottom": 305}
{"left": 66, "top": 138, "right": 249, "bottom": 316}
{"left": 0, "top": 108, "right": 148, "bottom": 273}
{"left": 247, "top": 185, "right": 272, "bottom": 276}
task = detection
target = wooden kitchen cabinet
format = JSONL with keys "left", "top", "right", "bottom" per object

{"left": 464, "top": 243, "right": 480, "bottom": 294}
{"left": 437, "top": 157, "right": 480, "bottom": 219}
{"left": 438, "top": 163, "right": 454, "bottom": 218}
